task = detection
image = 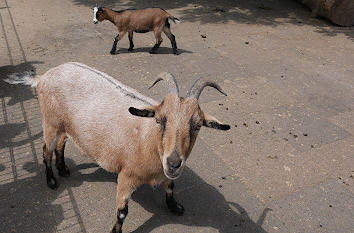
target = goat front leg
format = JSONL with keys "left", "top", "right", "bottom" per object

{"left": 110, "top": 35, "right": 119, "bottom": 55}
{"left": 111, "top": 172, "right": 136, "bottom": 233}
{"left": 110, "top": 32, "right": 127, "bottom": 55}
{"left": 163, "top": 180, "right": 184, "bottom": 215}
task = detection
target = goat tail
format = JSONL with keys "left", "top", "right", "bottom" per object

{"left": 4, "top": 71, "right": 39, "bottom": 87}
{"left": 168, "top": 16, "right": 181, "bottom": 24}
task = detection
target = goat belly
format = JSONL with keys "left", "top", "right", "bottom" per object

{"left": 134, "top": 29, "right": 150, "bottom": 33}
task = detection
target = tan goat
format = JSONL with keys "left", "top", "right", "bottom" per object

{"left": 93, "top": 6, "right": 180, "bottom": 55}
{"left": 5, "top": 62, "right": 230, "bottom": 233}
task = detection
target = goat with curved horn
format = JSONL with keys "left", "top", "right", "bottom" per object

{"left": 5, "top": 63, "right": 230, "bottom": 232}
{"left": 186, "top": 77, "right": 227, "bottom": 99}
{"left": 148, "top": 72, "right": 180, "bottom": 96}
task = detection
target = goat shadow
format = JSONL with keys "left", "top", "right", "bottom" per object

{"left": 113, "top": 46, "right": 192, "bottom": 55}
{"left": 73, "top": 0, "right": 354, "bottom": 41}
{"left": 129, "top": 166, "right": 269, "bottom": 233}
{"left": 61, "top": 162, "right": 270, "bottom": 232}
{"left": 0, "top": 155, "right": 269, "bottom": 232}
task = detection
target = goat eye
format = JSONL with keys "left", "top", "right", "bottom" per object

{"left": 155, "top": 119, "right": 161, "bottom": 124}
{"left": 193, "top": 123, "right": 201, "bottom": 131}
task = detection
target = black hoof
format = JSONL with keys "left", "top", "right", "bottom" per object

{"left": 128, "top": 48, "right": 133, "bottom": 52}
{"left": 169, "top": 201, "right": 184, "bottom": 216}
{"left": 58, "top": 165, "right": 70, "bottom": 177}
{"left": 46, "top": 176, "right": 58, "bottom": 190}
{"left": 149, "top": 50, "right": 158, "bottom": 54}
{"left": 167, "top": 197, "right": 185, "bottom": 216}
{"left": 173, "top": 50, "right": 179, "bottom": 55}
{"left": 110, "top": 50, "right": 116, "bottom": 55}
{"left": 111, "top": 225, "right": 121, "bottom": 233}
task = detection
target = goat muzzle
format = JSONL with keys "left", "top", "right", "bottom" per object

{"left": 163, "top": 154, "right": 184, "bottom": 180}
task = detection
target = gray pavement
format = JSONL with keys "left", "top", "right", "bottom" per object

{"left": 0, "top": 0, "right": 353, "bottom": 232}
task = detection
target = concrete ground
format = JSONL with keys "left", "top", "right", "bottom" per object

{"left": 0, "top": 0, "right": 353, "bottom": 232}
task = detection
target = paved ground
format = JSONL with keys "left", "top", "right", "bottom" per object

{"left": 0, "top": 0, "right": 353, "bottom": 232}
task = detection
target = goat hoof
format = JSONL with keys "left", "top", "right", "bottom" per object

{"left": 110, "top": 50, "right": 116, "bottom": 55}
{"left": 58, "top": 165, "right": 70, "bottom": 177}
{"left": 149, "top": 50, "right": 157, "bottom": 54}
{"left": 128, "top": 48, "right": 133, "bottom": 52}
{"left": 173, "top": 51, "right": 179, "bottom": 55}
{"left": 111, "top": 225, "right": 121, "bottom": 233}
{"left": 174, "top": 202, "right": 185, "bottom": 216}
{"left": 47, "top": 176, "right": 58, "bottom": 190}
{"left": 168, "top": 201, "right": 185, "bottom": 216}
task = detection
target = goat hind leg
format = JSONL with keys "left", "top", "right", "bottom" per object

{"left": 163, "top": 180, "right": 184, "bottom": 215}
{"left": 163, "top": 26, "right": 178, "bottom": 55}
{"left": 42, "top": 126, "right": 59, "bottom": 189}
{"left": 43, "top": 144, "right": 57, "bottom": 189}
{"left": 128, "top": 32, "right": 134, "bottom": 51}
{"left": 55, "top": 134, "right": 70, "bottom": 177}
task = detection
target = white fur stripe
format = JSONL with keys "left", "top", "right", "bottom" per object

{"left": 68, "top": 62, "right": 157, "bottom": 105}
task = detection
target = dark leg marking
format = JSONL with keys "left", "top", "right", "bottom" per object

{"left": 128, "top": 33, "right": 134, "bottom": 51}
{"left": 55, "top": 140, "right": 70, "bottom": 177}
{"left": 111, "top": 205, "right": 128, "bottom": 233}
{"left": 110, "top": 35, "right": 119, "bottom": 55}
{"left": 169, "top": 34, "right": 178, "bottom": 55}
{"left": 43, "top": 144, "right": 58, "bottom": 189}
{"left": 163, "top": 23, "right": 178, "bottom": 55}
{"left": 166, "top": 181, "right": 184, "bottom": 215}
{"left": 149, "top": 41, "right": 162, "bottom": 54}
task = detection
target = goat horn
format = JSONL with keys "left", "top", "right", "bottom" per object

{"left": 148, "top": 72, "right": 179, "bottom": 96}
{"left": 186, "top": 77, "right": 227, "bottom": 99}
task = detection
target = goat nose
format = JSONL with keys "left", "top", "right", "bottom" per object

{"left": 167, "top": 155, "right": 182, "bottom": 169}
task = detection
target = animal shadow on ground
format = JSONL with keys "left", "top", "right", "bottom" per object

{"left": 73, "top": 0, "right": 354, "bottom": 41}
{"left": 130, "top": 167, "right": 270, "bottom": 233}
{"left": 0, "top": 158, "right": 270, "bottom": 232}
{"left": 115, "top": 46, "right": 192, "bottom": 55}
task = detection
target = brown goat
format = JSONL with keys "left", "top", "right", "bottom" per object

{"left": 93, "top": 6, "right": 180, "bottom": 55}
{"left": 5, "top": 63, "right": 230, "bottom": 233}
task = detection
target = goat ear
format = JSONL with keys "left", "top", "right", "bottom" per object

{"left": 129, "top": 107, "right": 155, "bottom": 117}
{"left": 203, "top": 112, "right": 230, "bottom": 130}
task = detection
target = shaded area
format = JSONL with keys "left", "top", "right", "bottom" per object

{"left": 0, "top": 160, "right": 113, "bottom": 233}
{"left": 130, "top": 167, "right": 269, "bottom": 233}
{"left": 0, "top": 62, "right": 42, "bottom": 106}
{"left": 114, "top": 46, "right": 192, "bottom": 55}
{"left": 0, "top": 158, "right": 270, "bottom": 232}
{"left": 72, "top": 0, "right": 354, "bottom": 41}
{"left": 0, "top": 123, "right": 42, "bottom": 149}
